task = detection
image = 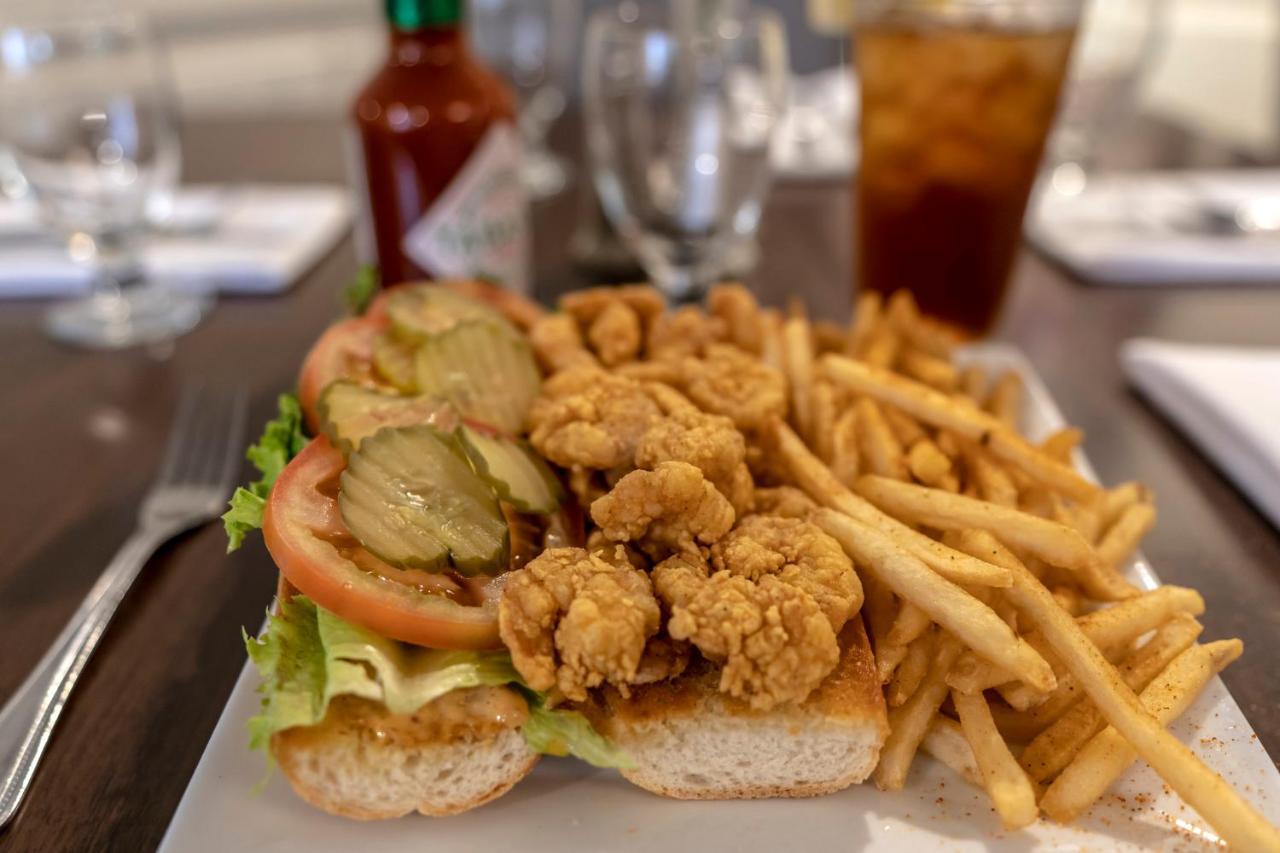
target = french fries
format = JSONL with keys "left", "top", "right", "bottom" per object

{"left": 953, "top": 689, "right": 1039, "bottom": 830}
{"left": 771, "top": 422, "right": 1012, "bottom": 588}
{"left": 817, "top": 510, "right": 1055, "bottom": 693}
{"left": 1019, "top": 615, "right": 1203, "bottom": 782}
{"left": 874, "top": 633, "right": 963, "bottom": 790}
{"left": 854, "top": 475, "right": 1101, "bottom": 574}
{"left": 661, "top": 285, "right": 1271, "bottom": 844}
{"left": 922, "top": 716, "right": 981, "bottom": 787}
{"left": 1039, "top": 639, "right": 1243, "bottom": 824}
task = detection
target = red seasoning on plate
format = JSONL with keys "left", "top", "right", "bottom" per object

{"left": 350, "top": 0, "right": 530, "bottom": 292}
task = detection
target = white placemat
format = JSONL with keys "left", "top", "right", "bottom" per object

{"left": 0, "top": 184, "right": 351, "bottom": 298}
{"left": 1028, "top": 170, "right": 1280, "bottom": 285}
{"left": 1122, "top": 338, "right": 1280, "bottom": 528}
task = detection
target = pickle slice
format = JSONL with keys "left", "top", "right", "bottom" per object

{"left": 372, "top": 333, "right": 418, "bottom": 393}
{"left": 459, "top": 425, "right": 563, "bottom": 514}
{"left": 414, "top": 320, "right": 541, "bottom": 435}
{"left": 386, "top": 284, "right": 515, "bottom": 342}
{"left": 339, "top": 425, "right": 509, "bottom": 574}
{"left": 318, "top": 380, "right": 456, "bottom": 453}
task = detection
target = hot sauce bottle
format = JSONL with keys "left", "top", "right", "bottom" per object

{"left": 350, "top": 0, "right": 530, "bottom": 291}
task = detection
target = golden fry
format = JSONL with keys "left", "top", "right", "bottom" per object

{"left": 959, "top": 365, "right": 987, "bottom": 402}
{"left": 830, "top": 408, "right": 861, "bottom": 487}
{"left": 817, "top": 510, "right": 1054, "bottom": 692}
{"left": 855, "top": 475, "right": 1100, "bottom": 574}
{"left": 810, "top": 380, "right": 837, "bottom": 464}
{"left": 907, "top": 439, "right": 952, "bottom": 487}
{"left": 874, "top": 634, "right": 963, "bottom": 790}
{"left": 820, "top": 356, "right": 1100, "bottom": 502}
{"left": 882, "top": 405, "right": 927, "bottom": 447}
{"left": 900, "top": 349, "right": 959, "bottom": 393}
{"left": 771, "top": 421, "right": 1012, "bottom": 587}
{"left": 922, "top": 716, "right": 982, "bottom": 787}
{"left": 856, "top": 398, "right": 908, "bottom": 480}
{"left": 1097, "top": 481, "right": 1151, "bottom": 531}
{"left": 847, "top": 290, "right": 882, "bottom": 357}
{"left": 986, "top": 371, "right": 1023, "bottom": 429}
{"left": 1019, "top": 615, "right": 1203, "bottom": 783}
{"left": 965, "top": 535, "right": 1276, "bottom": 850}
{"left": 953, "top": 689, "right": 1039, "bottom": 830}
{"left": 1040, "top": 427, "right": 1083, "bottom": 463}
{"left": 1039, "top": 640, "right": 1243, "bottom": 824}
{"left": 1097, "top": 502, "right": 1157, "bottom": 570}
{"left": 889, "top": 629, "right": 934, "bottom": 706}
{"left": 783, "top": 315, "right": 815, "bottom": 442}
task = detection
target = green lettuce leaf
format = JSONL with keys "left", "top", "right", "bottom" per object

{"left": 245, "top": 596, "right": 521, "bottom": 747}
{"left": 343, "top": 265, "right": 380, "bottom": 316}
{"left": 243, "top": 597, "right": 631, "bottom": 769}
{"left": 519, "top": 689, "right": 635, "bottom": 769}
{"left": 223, "top": 393, "right": 307, "bottom": 552}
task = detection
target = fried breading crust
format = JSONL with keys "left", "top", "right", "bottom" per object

{"left": 590, "top": 462, "right": 736, "bottom": 559}
{"left": 652, "top": 554, "right": 840, "bottom": 710}
{"left": 528, "top": 368, "right": 664, "bottom": 470}
{"left": 709, "top": 515, "right": 863, "bottom": 633}
{"left": 498, "top": 547, "right": 661, "bottom": 701}
{"left": 679, "top": 344, "right": 788, "bottom": 432}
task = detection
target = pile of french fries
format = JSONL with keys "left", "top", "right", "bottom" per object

{"left": 756, "top": 289, "right": 1277, "bottom": 846}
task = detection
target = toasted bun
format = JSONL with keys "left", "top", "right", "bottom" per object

{"left": 596, "top": 618, "right": 888, "bottom": 800}
{"left": 271, "top": 691, "right": 538, "bottom": 820}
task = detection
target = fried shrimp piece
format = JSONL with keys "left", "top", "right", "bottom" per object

{"left": 709, "top": 515, "right": 862, "bottom": 632}
{"left": 707, "top": 283, "right": 765, "bottom": 354}
{"left": 499, "top": 547, "right": 661, "bottom": 701}
{"left": 752, "top": 485, "right": 818, "bottom": 520}
{"left": 652, "top": 554, "right": 839, "bottom": 710}
{"left": 528, "top": 368, "right": 664, "bottom": 470}
{"left": 561, "top": 285, "right": 666, "bottom": 332}
{"left": 591, "top": 461, "right": 736, "bottom": 558}
{"left": 528, "top": 313, "right": 598, "bottom": 373}
{"left": 586, "top": 300, "right": 642, "bottom": 366}
{"left": 647, "top": 305, "right": 727, "bottom": 360}
{"left": 679, "top": 343, "right": 788, "bottom": 432}
{"left": 632, "top": 635, "right": 691, "bottom": 685}
{"left": 635, "top": 409, "right": 755, "bottom": 515}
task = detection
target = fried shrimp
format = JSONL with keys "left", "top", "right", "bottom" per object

{"left": 528, "top": 313, "right": 597, "bottom": 373}
{"left": 527, "top": 368, "right": 664, "bottom": 470}
{"left": 498, "top": 547, "right": 661, "bottom": 701}
{"left": 679, "top": 344, "right": 788, "bottom": 432}
{"left": 590, "top": 461, "right": 736, "bottom": 558}
{"left": 651, "top": 554, "right": 839, "bottom": 710}
{"left": 751, "top": 485, "right": 819, "bottom": 520}
{"left": 709, "top": 514, "right": 863, "bottom": 632}
{"left": 586, "top": 300, "right": 642, "bottom": 366}
{"left": 635, "top": 409, "right": 755, "bottom": 515}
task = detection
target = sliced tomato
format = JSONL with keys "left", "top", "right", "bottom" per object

{"left": 263, "top": 436, "right": 503, "bottom": 649}
{"left": 297, "top": 314, "right": 387, "bottom": 434}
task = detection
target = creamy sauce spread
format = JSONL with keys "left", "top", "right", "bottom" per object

{"left": 302, "top": 688, "right": 529, "bottom": 748}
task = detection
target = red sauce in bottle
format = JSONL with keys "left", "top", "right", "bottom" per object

{"left": 351, "top": 0, "right": 528, "bottom": 290}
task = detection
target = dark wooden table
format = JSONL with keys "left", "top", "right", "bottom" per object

{"left": 1, "top": 115, "right": 1278, "bottom": 852}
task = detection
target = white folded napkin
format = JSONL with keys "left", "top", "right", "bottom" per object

{"left": 1121, "top": 339, "right": 1280, "bottom": 529}
{"left": 0, "top": 184, "right": 350, "bottom": 298}
{"left": 1027, "top": 170, "right": 1280, "bottom": 285}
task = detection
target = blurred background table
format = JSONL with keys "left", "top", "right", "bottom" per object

{"left": 1, "top": 111, "right": 1279, "bottom": 850}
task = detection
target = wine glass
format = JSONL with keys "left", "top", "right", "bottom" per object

{"left": 0, "top": 9, "right": 207, "bottom": 349}
{"left": 583, "top": 1, "right": 788, "bottom": 303}
{"left": 469, "top": 0, "right": 580, "bottom": 200}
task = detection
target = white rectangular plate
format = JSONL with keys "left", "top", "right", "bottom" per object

{"left": 161, "top": 344, "right": 1280, "bottom": 852}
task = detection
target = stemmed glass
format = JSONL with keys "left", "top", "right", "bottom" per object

{"left": 469, "top": 0, "right": 581, "bottom": 200}
{"left": 583, "top": 2, "right": 788, "bottom": 303}
{"left": 0, "top": 9, "right": 207, "bottom": 348}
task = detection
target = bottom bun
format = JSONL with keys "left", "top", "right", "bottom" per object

{"left": 271, "top": 690, "right": 538, "bottom": 820}
{"left": 597, "top": 618, "right": 888, "bottom": 800}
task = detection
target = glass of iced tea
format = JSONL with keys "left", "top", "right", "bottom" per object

{"left": 854, "top": 0, "right": 1081, "bottom": 336}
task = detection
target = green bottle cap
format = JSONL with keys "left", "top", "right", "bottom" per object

{"left": 385, "top": 0, "right": 462, "bottom": 30}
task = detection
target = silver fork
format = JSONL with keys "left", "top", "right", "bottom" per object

{"left": 0, "top": 383, "right": 248, "bottom": 829}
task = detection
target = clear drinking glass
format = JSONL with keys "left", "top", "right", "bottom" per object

{"left": 0, "top": 10, "right": 207, "bottom": 349}
{"left": 583, "top": 2, "right": 788, "bottom": 303}
{"left": 469, "top": 0, "right": 581, "bottom": 200}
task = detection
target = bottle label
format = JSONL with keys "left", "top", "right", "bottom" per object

{"left": 400, "top": 122, "right": 531, "bottom": 293}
